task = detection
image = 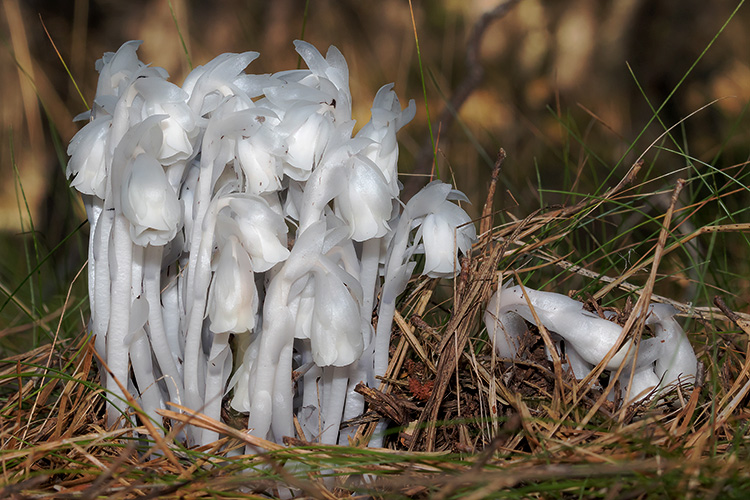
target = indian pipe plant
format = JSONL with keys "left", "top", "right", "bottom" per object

{"left": 67, "top": 40, "right": 476, "bottom": 447}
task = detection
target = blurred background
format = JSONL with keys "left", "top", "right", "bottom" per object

{"left": 1, "top": 0, "right": 749, "bottom": 347}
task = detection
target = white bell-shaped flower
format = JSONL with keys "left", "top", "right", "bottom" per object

{"left": 309, "top": 268, "right": 364, "bottom": 367}
{"left": 234, "top": 109, "right": 285, "bottom": 194}
{"left": 419, "top": 200, "right": 476, "bottom": 277}
{"left": 335, "top": 154, "right": 393, "bottom": 241}
{"left": 183, "top": 51, "right": 262, "bottom": 117}
{"left": 222, "top": 195, "right": 290, "bottom": 272}
{"left": 120, "top": 153, "right": 182, "bottom": 246}
{"left": 131, "top": 77, "right": 198, "bottom": 165}
{"left": 274, "top": 41, "right": 353, "bottom": 121}
{"left": 403, "top": 181, "right": 476, "bottom": 278}
{"left": 93, "top": 40, "right": 148, "bottom": 115}
{"left": 207, "top": 236, "right": 258, "bottom": 334}
{"left": 66, "top": 116, "right": 110, "bottom": 198}
{"left": 357, "top": 83, "right": 416, "bottom": 195}
{"left": 276, "top": 101, "right": 338, "bottom": 180}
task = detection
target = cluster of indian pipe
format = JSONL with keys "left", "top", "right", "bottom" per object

{"left": 67, "top": 40, "right": 476, "bottom": 447}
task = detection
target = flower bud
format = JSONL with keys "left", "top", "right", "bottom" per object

{"left": 310, "top": 270, "right": 363, "bottom": 367}
{"left": 208, "top": 237, "right": 258, "bottom": 334}
{"left": 121, "top": 153, "right": 182, "bottom": 246}
{"left": 223, "top": 196, "right": 290, "bottom": 272}
{"left": 66, "top": 116, "right": 111, "bottom": 198}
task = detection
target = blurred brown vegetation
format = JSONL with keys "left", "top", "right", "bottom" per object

{"left": 1, "top": 0, "right": 748, "bottom": 246}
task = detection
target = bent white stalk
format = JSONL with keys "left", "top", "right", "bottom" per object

{"left": 484, "top": 284, "right": 699, "bottom": 404}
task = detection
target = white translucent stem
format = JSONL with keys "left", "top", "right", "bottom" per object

{"left": 338, "top": 359, "right": 368, "bottom": 445}
{"left": 161, "top": 265, "right": 183, "bottom": 376}
{"left": 106, "top": 213, "right": 133, "bottom": 427}
{"left": 247, "top": 270, "right": 295, "bottom": 443}
{"left": 130, "top": 327, "right": 165, "bottom": 430}
{"left": 359, "top": 240, "right": 380, "bottom": 313}
{"left": 202, "top": 332, "right": 231, "bottom": 445}
{"left": 182, "top": 205, "right": 219, "bottom": 445}
{"left": 271, "top": 339, "right": 295, "bottom": 441}
{"left": 374, "top": 295, "right": 398, "bottom": 382}
{"left": 144, "top": 245, "right": 184, "bottom": 405}
{"left": 300, "top": 346, "right": 323, "bottom": 441}
{"left": 374, "top": 213, "right": 413, "bottom": 381}
{"left": 92, "top": 205, "right": 114, "bottom": 358}
{"left": 84, "top": 195, "right": 103, "bottom": 335}
{"left": 319, "top": 366, "right": 348, "bottom": 445}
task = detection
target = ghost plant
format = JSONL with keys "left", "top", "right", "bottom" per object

{"left": 484, "top": 284, "right": 698, "bottom": 404}
{"left": 68, "top": 40, "right": 476, "bottom": 446}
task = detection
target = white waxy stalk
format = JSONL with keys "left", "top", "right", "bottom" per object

{"left": 182, "top": 194, "right": 230, "bottom": 445}
{"left": 484, "top": 285, "right": 699, "bottom": 404}
{"left": 492, "top": 285, "right": 636, "bottom": 370}
{"left": 105, "top": 212, "right": 134, "bottom": 427}
{"left": 143, "top": 245, "right": 183, "bottom": 405}
{"left": 562, "top": 343, "right": 594, "bottom": 380}
{"left": 91, "top": 201, "right": 113, "bottom": 359}
{"left": 202, "top": 331, "right": 232, "bottom": 444}
{"left": 612, "top": 364, "right": 661, "bottom": 404}
{"left": 320, "top": 366, "right": 350, "bottom": 445}
{"left": 160, "top": 266, "right": 183, "bottom": 375}
{"left": 483, "top": 296, "right": 526, "bottom": 361}
{"left": 128, "top": 295, "right": 165, "bottom": 429}
{"left": 130, "top": 326, "right": 166, "bottom": 428}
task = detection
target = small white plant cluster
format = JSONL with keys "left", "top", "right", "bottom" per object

{"left": 484, "top": 284, "right": 698, "bottom": 403}
{"left": 67, "top": 40, "right": 476, "bottom": 447}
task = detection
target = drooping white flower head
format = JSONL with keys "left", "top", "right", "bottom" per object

{"left": 285, "top": 220, "right": 364, "bottom": 367}
{"left": 183, "top": 51, "right": 263, "bottom": 117}
{"left": 489, "top": 285, "right": 633, "bottom": 369}
{"left": 419, "top": 198, "right": 476, "bottom": 277}
{"left": 400, "top": 181, "right": 476, "bottom": 278}
{"left": 260, "top": 41, "right": 354, "bottom": 181}
{"left": 219, "top": 195, "right": 290, "bottom": 272}
{"left": 357, "top": 83, "right": 416, "bottom": 195}
{"left": 309, "top": 267, "right": 363, "bottom": 366}
{"left": 130, "top": 77, "right": 198, "bottom": 165}
{"left": 484, "top": 292, "right": 527, "bottom": 360}
{"left": 66, "top": 116, "right": 110, "bottom": 198}
{"left": 335, "top": 154, "right": 393, "bottom": 241}
{"left": 483, "top": 285, "right": 700, "bottom": 403}
{"left": 645, "top": 304, "right": 698, "bottom": 388}
{"left": 207, "top": 236, "right": 259, "bottom": 334}
{"left": 233, "top": 108, "right": 286, "bottom": 195}
{"left": 292, "top": 40, "right": 353, "bottom": 120}
{"left": 120, "top": 152, "right": 182, "bottom": 246}
{"left": 93, "top": 40, "right": 149, "bottom": 116}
